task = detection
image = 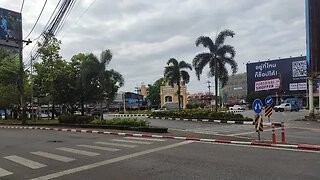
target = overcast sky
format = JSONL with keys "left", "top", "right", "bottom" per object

{"left": 0, "top": 0, "right": 306, "bottom": 93}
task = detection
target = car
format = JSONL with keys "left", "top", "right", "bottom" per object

{"left": 229, "top": 105, "right": 245, "bottom": 110}
{"left": 274, "top": 103, "right": 299, "bottom": 112}
{"left": 151, "top": 108, "right": 167, "bottom": 112}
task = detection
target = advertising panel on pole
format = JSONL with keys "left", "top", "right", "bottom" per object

{"left": 0, "top": 7, "right": 22, "bottom": 49}
{"left": 246, "top": 56, "right": 307, "bottom": 95}
{"left": 306, "top": 0, "right": 320, "bottom": 74}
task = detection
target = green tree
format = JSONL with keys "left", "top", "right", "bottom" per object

{"left": 34, "top": 32, "right": 63, "bottom": 119}
{"left": 0, "top": 48, "right": 20, "bottom": 119}
{"left": 71, "top": 50, "right": 124, "bottom": 116}
{"left": 192, "top": 29, "right": 238, "bottom": 112}
{"left": 147, "top": 77, "right": 165, "bottom": 107}
{"left": 164, "top": 58, "right": 192, "bottom": 110}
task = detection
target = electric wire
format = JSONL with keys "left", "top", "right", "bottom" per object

{"left": 20, "top": 0, "right": 25, "bottom": 13}
{"left": 24, "top": 0, "right": 48, "bottom": 40}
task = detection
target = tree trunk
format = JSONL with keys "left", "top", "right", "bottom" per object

{"left": 215, "top": 59, "right": 218, "bottom": 112}
{"left": 177, "top": 82, "right": 181, "bottom": 111}
{"left": 4, "top": 108, "right": 7, "bottom": 119}
{"left": 100, "top": 101, "right": 103, "bottom": 120}
{"left": 81, "top": 98, "right": 85, "bottom": 116}
{"left": 51, "top": 102, "right": 55, "bottom": 120}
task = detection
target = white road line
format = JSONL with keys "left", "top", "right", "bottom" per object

{"left": 95, "top": 142, "right": 137, "bottom": 148}
{"left": 111, "top": 139, "right": 152, "bottom": 145}
{"left": 198, "top": 141, "right": 320, "bottom": 154}
{"left": 30, "top": 151, "right": 75, "bottom": 162}
{"left": 228, "top": 127, "right": 280, "bottom": 136}
{"left": 0, "top": 168, "right": 13, "bottom": 177}
{"left": 56, "top": 147, "right": 100, "bottom": 156}
{"left": 124, "top": 137, "right": 166, "bottom": 142}
{"left": 77, "top": 145, "right": 120, "bottom": 152}
{"left": 30, "top": 141, "right": 192, "bottom": 180}
{"left": 4, "top": 155, "right": 46, "bottom": 169}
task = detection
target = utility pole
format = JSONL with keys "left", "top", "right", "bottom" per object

{"left": 15, "top": 37, "right": 32, "bottom": 125}
{"left": 30, "top": 54, "right": 34, "bottom": 120}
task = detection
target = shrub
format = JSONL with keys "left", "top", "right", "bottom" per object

{"left": 58, "top": 115, "right": 94, "bottom": 124}
{"left": 150, "top": 109, "right": 252, "bottom": 121}
{"left": 90, "top": 118, "right": 150, "bottom": 127}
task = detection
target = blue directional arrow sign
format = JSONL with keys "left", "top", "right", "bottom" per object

{"left": 265, "top": 96, "right": 273, "bottom": 106}
{"left": 253, "top": 98, "right": 263, "bottom": 114}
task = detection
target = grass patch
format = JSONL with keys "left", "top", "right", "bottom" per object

{"left": 90, "top": 118, "right": 150, "bottom": 127}
{"left": 0, "top": 119, "right": 59, "bottom": 125}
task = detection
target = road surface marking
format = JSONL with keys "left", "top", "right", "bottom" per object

{"left": 95, "top": 142, "right": 137, "bottom": 148}
{"left": 56, "top": 147, "right": 100, "bottom": 156}
{"left": 30, "top": 151, "right": 75, "bottom": 162}
{"left": 228, "top": 127, "right": 280, "bottom": 136}
{"left": 0, "top": 168, "right": 13, "bottom": 177}
{"left": 124, "top": 137, "right": 166, "bottom": 142}
{"left": 30, "top": 141, "right": 192, "bottom": 180}
{"left": 4, "top": 155, "right": 46, "bottom": 169}
{"left": 198, "top": 141, "right": 320, "bottom": 154}
{"left": 77, "top": 145, "right": 120, "bottom": 152}
{"left": 111, "top": 139, "right": 152, "bottom": 145}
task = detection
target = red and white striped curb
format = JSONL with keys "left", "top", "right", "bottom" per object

{"left": 1, "top": 125, "right": 320, "bottom": 151}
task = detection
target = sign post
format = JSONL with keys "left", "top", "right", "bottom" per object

{"left": 265, "top": 96, "right": 273, "bottom": 122}
{"left": 253, "top": 98, "right": 263, "bottom": 140}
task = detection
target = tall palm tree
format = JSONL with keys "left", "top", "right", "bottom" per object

{"left": 192, "top": 29, "right": 238, "bottom": 112}
{"left": 164, "top": 58, "right": 192, "bottom": 110}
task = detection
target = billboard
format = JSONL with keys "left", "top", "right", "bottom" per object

{"left": 246, "top": 56, "right": 307, "bottom": 95}
{"left": 0, "top": 7, "right": 22, "bottom": 49}
{"left": 306, "top": 0, "right": 320, "bottom": 74}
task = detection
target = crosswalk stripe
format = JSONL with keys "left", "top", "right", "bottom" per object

{"left": 0, "top": 168, "right": 13, "bottom": 177}
{"left": 77, "top": 145, "right": 120, "bottom": 152}
{"left": 4, "top": 155, "right": 46, "bottom": 169}
{"left": 95, "top": 142, "right": 137, "bottom": 148}
{"left": 124, "top": 137, "right": 166, "bottom": 142}
{"left": 111, "top": 139, "right": 152, "bottom": 144}
{"left": 56, "top": 147, "right": 100, "bottom": 156}
{"left": 30, "top": 151, "right": 75, "bottom": 162}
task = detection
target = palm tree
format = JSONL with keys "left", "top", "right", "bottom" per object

{"left": 164, "top": 58, "right": 192, "bottom": 110}
{"left": 192, "top": 29, "right": 238, "bottom": 112}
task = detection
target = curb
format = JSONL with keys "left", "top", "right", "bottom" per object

{"left": 109, "top": 114, "right": 149, "bottom": 117}
{"left": 149, "top": 116, "right": 254, "bottom": 125}
{"left": 1, "top": 125, "right": 319, "bottom": 151}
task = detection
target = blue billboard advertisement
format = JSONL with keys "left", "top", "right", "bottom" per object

{"left": 0, "top": 7, "right": 22, "bottom": 48}
{"left": 246, "top": 56, "right": 307, "bottom": 95}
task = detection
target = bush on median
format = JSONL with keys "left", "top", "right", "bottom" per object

{"left": 150, "top": 109, "right": 252, "bottom": 121}
{"left": 90, "top": 118, "right": 150, "bottom": 127}
{"left": 58, "top": 115, "right": 94, "bottom": 124}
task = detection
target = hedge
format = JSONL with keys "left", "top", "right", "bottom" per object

{"left": 150, "top": 109, "right": 252, "bottom": 121}
{"left": 58, "top": 115, "right": 94, "bottom": 124}
{"left": 90, "top": 118, "right": 150, "bottom": 127}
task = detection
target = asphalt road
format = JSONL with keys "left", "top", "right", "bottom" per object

{"left": 108, "top": 110, "right": 320, "bottom": 145}
{"left": 0, "top": 129, "right": 319, "bottom": 179}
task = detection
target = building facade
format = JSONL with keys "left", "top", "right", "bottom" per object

{"left": 160, "top": 83, "right": 187, "bottom": 108}
{"left": 222, "top": 73, "right": 247, "bottom": 99}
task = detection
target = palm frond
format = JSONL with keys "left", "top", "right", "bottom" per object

{"left": 167, "top": 58, "right": 179, "bottom": 66}
{"left": 179, "top": 61, "right": 192, "bottom": 70}
{"left": 180, "top": 70, "right": 190, "bottom": 84}
{"left": 192, "top": 52, "right": 212, "bottom": 80}
{"left": 195, "top": 36, "right": 214, "bottom": 49}
{"left": 222, "top": 57, "right": 238, "bottom": 75}
{"left": 215, "top": 29, "right": 235, "bottom": 46}
{"left": 217, "top": 45, "right": 236, "bottom": 59}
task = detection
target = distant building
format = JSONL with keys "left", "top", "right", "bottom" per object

{"left": 222, "top": 73, "right": 247, "bottom": 99}
{"left": 187, "top": 93, "right": 212, "bottom": 107}
{"left": 160, "top": 82, "right": 188, "bottom": 109}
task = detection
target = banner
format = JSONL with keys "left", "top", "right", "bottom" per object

{"left": 255, "top": 78, "right": 280, "bottom": 91}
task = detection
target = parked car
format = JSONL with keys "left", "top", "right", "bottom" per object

{"left": 229, "top": 105, "right": 245, "bottom": 110}
{"left": 274, "top": 103, "right": 299, "bottom": 112}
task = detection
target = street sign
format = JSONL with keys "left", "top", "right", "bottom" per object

{"left": 255, "top": 114, "right": 263, "bottom": 132}
{"left": 252, "top": 98, "right": 263, "bottom": 114}
{"left": 265, "top": 106, "right": 273, "bottom": 117}
{"left": 265, "top": 96, "right": 273, "bottom": 106}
